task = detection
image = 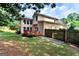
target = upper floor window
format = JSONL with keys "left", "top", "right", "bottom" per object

{"left": 30, "top": 21, "right": 32, "bottom": 25}
{"left": 27, "top": 20, "right": 29, "bottom": 24}
{"left": 23, "top": 20, "right": 26, "bottom": 24}
{"left": 36, "top": 16, "right": 38, "bottom": 21}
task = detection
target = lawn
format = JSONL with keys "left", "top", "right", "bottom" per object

{"left": 0, "top": 31, "right": 79, "bottom": 56}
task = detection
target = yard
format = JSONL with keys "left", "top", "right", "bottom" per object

{"left": 0, "top": 30, "right": 79, "bottom": 56}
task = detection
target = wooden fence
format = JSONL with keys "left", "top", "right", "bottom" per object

{"left": 45, "top": 29, "right": 79, "bottom": 45}
{"left": 67, "top": 30, "right": 79, "bottom": 45}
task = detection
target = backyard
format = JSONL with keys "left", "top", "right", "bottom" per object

{"left": 0, "top": 3, "right": 79, "bottom": 56}
{"left": 0, "top": 29, "right": 79, "bottom": 56}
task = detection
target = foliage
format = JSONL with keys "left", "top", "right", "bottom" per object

{"left": 68, "top": 23, "right": 75, "bottom": 32}
{"left": 0, "top": 4, "right": 22, "bottom": 26}
{"left": 21, "top": 3, "right": 56, "bottom": 11}
{"left": 9, "top": 20, "right": 20, "bottom": 31}
{"left": 61, "top": 13, "right": 79, "bottom": 30}
{"left": 0, "top": 26, "right": 16, "bottom": 33}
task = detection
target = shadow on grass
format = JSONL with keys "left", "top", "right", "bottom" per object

{"left": 0, "top": 31, "right": 79, "bottom": 56}
{"left": 19, "top": 37, "right": 79, "bottom": 56}
{"left": 0, "top": 41, "right": 28, "bottom": 56}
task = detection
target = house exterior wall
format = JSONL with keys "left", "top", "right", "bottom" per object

{"left": 32, "top": 15, "right": 38, "bottom": 25}
{"left": 38, "top": 22, "right": 44, "bottom": 35}
{"left": 35, "top": 22, "right": 65, "bottom": 36}
{"left": 21, "top": 19, "right": 32, "bottom": 34}
{"left": 38, "top": 16, "right": 55, "bottom": 23}
{"left": 43, "top": 22, "right": 64, "bottom": 30}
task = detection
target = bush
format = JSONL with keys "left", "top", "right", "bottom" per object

{"left": 22, "top": 33, "right": 35, "bottom": 37}
{"left": 0, "top": 30, "right": 3, "bottom": 32}
{"left": 16, "top": 31, "right": 21, "bottom": 34}
{"left": 9, "top": 20, "right": 20, "bottom": 31}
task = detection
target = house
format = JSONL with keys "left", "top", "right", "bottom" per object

{"left": 20, "top": 12, "right": 66, "bottom": 36}
{"left": 20, "top": 18, "right": 33, "bottom": 34}
{"left": 32, "top": 12, "right": 66, "bottom": 36}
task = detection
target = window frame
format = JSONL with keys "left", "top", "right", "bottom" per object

{"left": 23, "top": 20, "right": 26, "bottom": 24}
{"left": 30, "top": 20, "right": 32, "bottom": 25}
{"left": 27, "top": 20, "right": 29, "bottom": 24}
{"left": 23, "top": 27, "right": 26, "bottom": 30}
{"left": 30, "top": 27, "right": 32, "bottom": 30}
{"left": 36, "top": 15, "right": 38, "bottom": 21}
{"left": 27, "top": 27, "right": 29, "bottom": 30}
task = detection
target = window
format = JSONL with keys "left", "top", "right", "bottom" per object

{"left": 30, "top": 21, "right": 32, "bottom": 25}
{"left": 27, "top": 27, "right": 29, "bottom": 30}
{"left": 30, "top": 27, "right": 32, "bottom": 30}
{"left": 35, "top": 27, "right": 38, "bottom": 31}
{"left": 23, "top": 27, "right": 26, "bottom": 30}
{"left": 27, "top": 20, "right": 29, "bottom": 24}
{"left": 36, "top": 16, "right": 38, "bottom": 21}
{"left": 23, "top": 20, "right": 26, "bottom": 24}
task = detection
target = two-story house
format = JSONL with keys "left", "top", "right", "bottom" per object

{"left": 32, "top": 12, "right": 66, "bottom": 36}
{"left": 20, "top": 12, "right": 66, "bottom": 36}
{"left": 20, "top": 18, "right": 32, "bottom": 34}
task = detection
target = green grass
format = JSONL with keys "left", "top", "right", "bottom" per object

{"left": 19, "top": 37, "right": 79, "bottom": 56}
{"left": 0, "top": 31, "right": 22, "bottom": 41}
{"left": 0, "top": 31, "right": 79, "bottom": 56}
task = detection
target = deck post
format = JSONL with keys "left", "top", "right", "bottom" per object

{"left": 65, "top": 29, "right": 67, "bottom": 42}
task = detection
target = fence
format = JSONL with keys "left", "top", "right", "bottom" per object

{"left": 67, "top": 30, "right": 79, "bottom": 45}
{"left": 45, "top": 29, "right": 79, "bottom": 45}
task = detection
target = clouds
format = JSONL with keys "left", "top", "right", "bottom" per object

{"left": 41, "top": 3, "right": 79, "bottom": 19}
{"left": 20, "top": 9, "right": 35, "bottom": 18}
{"left": 53, "top": 3, "right": 79, "bottom": 18}
{"left": 22, "top": 3, "right": 79, "bottom": 19}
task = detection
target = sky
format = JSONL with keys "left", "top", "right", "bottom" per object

{"left": 20, "top": 3, "right": 79, "bottom": 19}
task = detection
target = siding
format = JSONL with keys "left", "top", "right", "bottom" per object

{"left": 21, "top": 20, "right": 32, "bottom": 33}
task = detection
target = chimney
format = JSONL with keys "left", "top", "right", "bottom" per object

{"left": 36, "top": 10, "right": 40, "bottom": 14}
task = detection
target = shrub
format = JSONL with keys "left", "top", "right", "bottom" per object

{"left": 9, "top": 20, "right": 20, "bottom": 31}
{"left": 16, "top": 30, "right": 21, "bottom": 34}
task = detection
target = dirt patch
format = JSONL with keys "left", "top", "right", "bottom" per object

{"left": 0, "top": 40, "right": 28, "bottom": 56}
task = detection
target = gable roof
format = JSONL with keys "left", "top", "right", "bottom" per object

{"left": 19, "top": 18, "right": 33, "bottom": 21}
{"left": 33, "top": 13, "right": 58, "bottom": 20}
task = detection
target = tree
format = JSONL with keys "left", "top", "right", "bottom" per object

{"left": 61, "top": 18, "right": 68, "bottom": 24}
{"left": 68, "top": 13, "right": 79, "bottom": 21}
{"left": 22, "top": 3, "right": 56, "bottom": 11}
{"left": 61, "top": 13, "right": 79, "bottom": 30}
